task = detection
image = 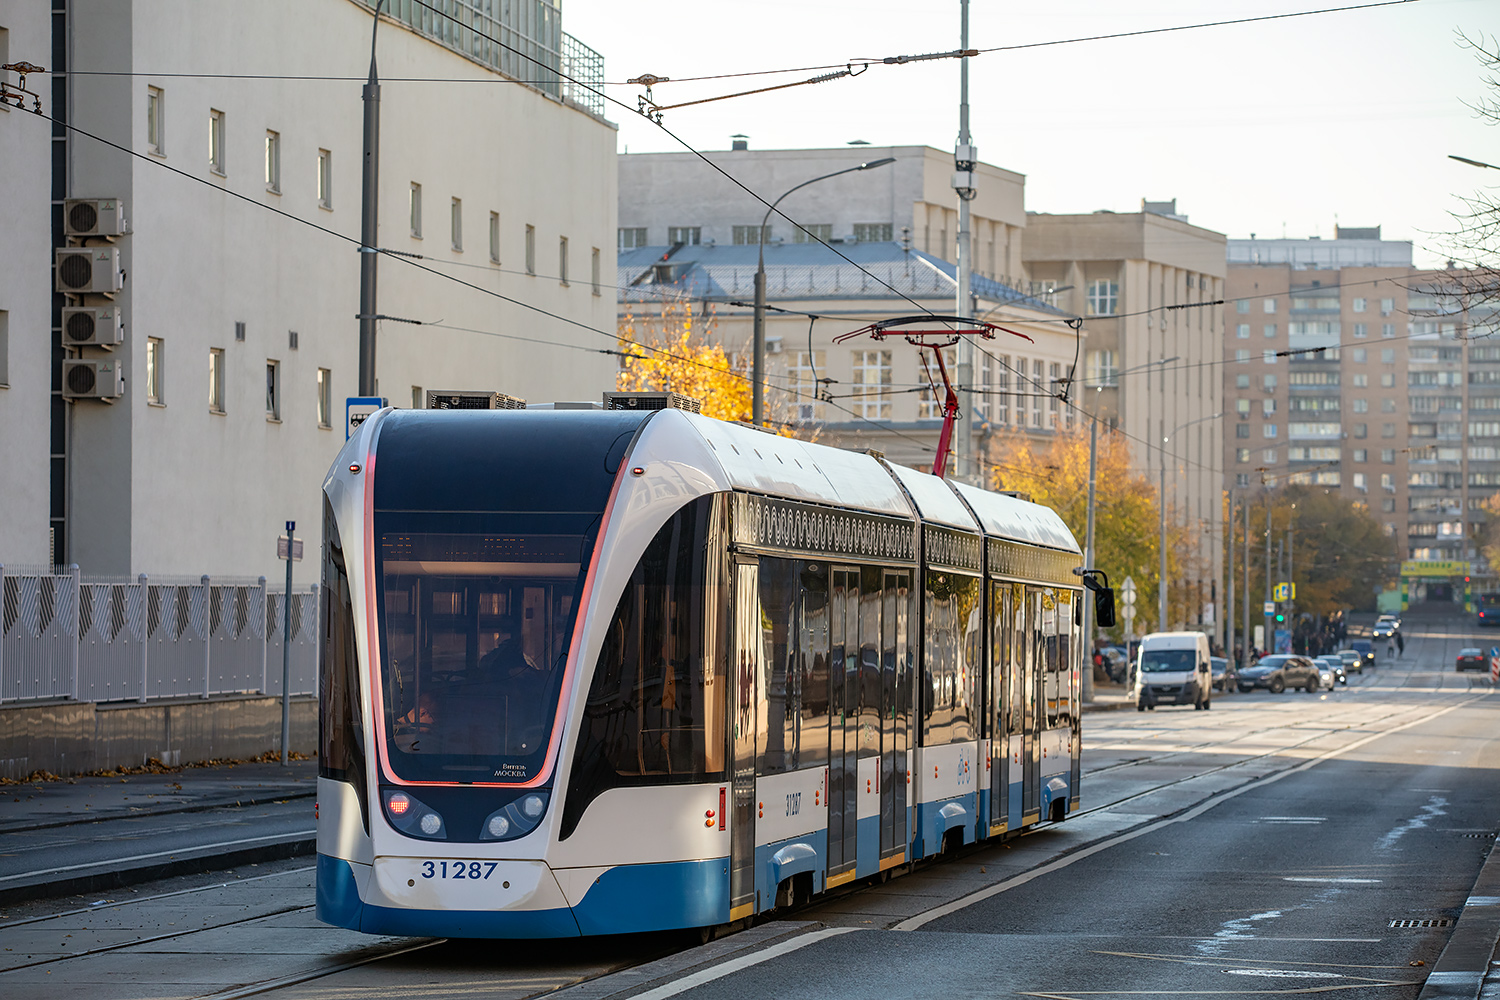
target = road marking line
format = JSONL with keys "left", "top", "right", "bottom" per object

{"left": 0, "top": 830, "right": 314, "bottom": 883}
{"left": 893, "top": 697, "right": 1477, "bottom": 932}
{"left": 1283, "top": 877, "right": 1382, "bottom": 884}
{"left": 624, "top": 927, "right": 858, "bottom": 1000}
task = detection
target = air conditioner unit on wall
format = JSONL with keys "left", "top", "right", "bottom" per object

{"left": 425, "top": 390, "right": 526, "bottom": 410}
{"left": 60, "top": 306, "right": 123, "bottom": 348}
{"left": 63, "top": 198, "right": 127, "bottom": 237}
{"left": 55, "top": 247, "right": 122, "bottom": 294}
{"left": 601, "top": 391, "right": 702, "bottom": 413}
{"left": 62, "top": 359, "right": 123, "bottom": 401}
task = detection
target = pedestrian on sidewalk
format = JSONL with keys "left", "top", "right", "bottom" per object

{"left": 1395, "top": 632, "right": 1405, "bottom": 658}
{"left": 1387, "top": 637, "right": 1395, "bottom": 658}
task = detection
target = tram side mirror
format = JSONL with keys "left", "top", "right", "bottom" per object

{"left": 1094, "top": 587, "right": 1116, "bottom": 629}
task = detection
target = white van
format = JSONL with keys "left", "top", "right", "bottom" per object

{"left": 1134, "top": 631, "right": 1213, "bottom": 711}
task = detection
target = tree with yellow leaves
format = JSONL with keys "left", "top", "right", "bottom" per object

{"left": 986, "top": 427, "right": 1200, "bottom": 636}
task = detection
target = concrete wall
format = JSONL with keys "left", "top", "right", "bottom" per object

{"left": 0, "top": 694, "right": 316, "bottom": 780}
{"left": 0, "top": 1, "right": 55, "bottom": 566}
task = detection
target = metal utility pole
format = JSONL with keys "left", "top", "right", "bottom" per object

{"left": 1242, "top": 499, "right": 1250, "bottom": 668}
{"left": 1158, "top": 422, "right": 1167, "bottom": 631}
{"left": 357, "top": 1, "right": 385, "bottom": 397}
{"left": 281, "top": 521, "right": 295, "bottom": 767}
{"left": 1081, "top": 414, "right": 1098, "bottom": 701}
{"left": 1227, "top": 490, "right": 1235, "bottom": 663}
{"left": 1263, "top": 502, "right": 1273, "bottom": 653}
{"left": 952, "top": 0, "right": 977, "bottom": 482}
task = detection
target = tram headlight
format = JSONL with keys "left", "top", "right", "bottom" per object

{"left": 382, "top": 789, "right": 447, "bottom": 840}
{"left": 480, "top": 790, "right": 550, "bottom": 841}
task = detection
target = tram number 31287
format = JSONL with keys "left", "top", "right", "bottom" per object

{"left": 786, "top": 792, "right": 801, "bottom": 817}
{"left": 422, "top": 861, "right": 501, "bottom": 880}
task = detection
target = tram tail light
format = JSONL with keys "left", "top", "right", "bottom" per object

{"left": 382, "top": 789, "right": 445, "bottom": 840}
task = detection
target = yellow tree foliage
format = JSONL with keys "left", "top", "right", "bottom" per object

{"left": 618, "top": 297, "right": 799, "bottom": 436}
{"left": 1478, "top": 493, "right": 1500, "bottom": 574}
{"left": 987, "top": 427, "right": 1199, "bottom": 635}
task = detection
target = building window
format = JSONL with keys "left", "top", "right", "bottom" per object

{"left": 559, "top": 236, "right": 569, "bottom": 285}
{"left": 1353, "top": 322, "right": 1367, "bottom": 338}
{"left": 854, "top": 223, "right": 893, "bottom": 242}
{"left": 409, "top": 183, "right": 422, "bottom": 238}
{"left": 265, "top": 360, "right": 281, "bottom": 420}
{"left": 488, "top": 212, "right": 500, "bottom": 263}
{"left": 147, "top": 87, "right": 165, "bottom": 154}
{"left": 451, "top": 197, "right": 462, "bottom": 250}
{"left": 793, "top": 223, "right": 833, "bottom": 244}
{"left": 1235, "top": 473, "right": 1251, "bottom": 488}
{"left": 1382, "top": 422, "right": 1396, "bottom": 438}
{"left": 146, "top": 337, "right": 163, "bottom": 404}
{"left": 1382, "top": 323, "right": 1395, "bottom": 338}
{"left": 851, "top": 350, "right": 892, "bottom": 418}
{"left": 1031, "top": 360, "right": 1045, "bottom": 427}
{"left": 1264, "top": 374, "right": 1277, "bottom": 390}
{"left": 1263, "top": 298, "right": 1277, "bottom": 314}
{"left": 1264, "top": 449, "right": 1278, "bottom": 463}
{"left": 1381, "top": 373, "right": 1396, "bottom": 388}
{"left": 591, "top": 247, "right": 601, "bottom": 296}
{"left": 1235, "top": 349, "right": 1251, "bottom": 363}
{"left": 1086, "top": 280, "right": 1119, "bottom": 316}
{"left": 410, "top": 386, "right": 424, "bottom": 409}
{"left": 667, "top": 226, "right": 701, "bottom": 245}
{"left": 618, "top": 227, "right": 647, "bottom": 251}
{"left": 317, "top": 149, "right": 332, "bottom": 208}
{"left": 1381, "top": 348, "right": 1396, "bottom": 364}
{"left": 1382, "top": 499, "right": 1396, "bottom": 513}
{"left": 1353, "top": 423, "right": 1367, "bottom": 438}
{"left": 1263, "top": 423, "right": 1278, "bottom": 439}
{"left": 1085, "top": 349, "right": 1118, "bottom": 387}
{"left": 209, "top": 348, "right": 225, "bottom": 413}
{"left": 1236, "top": 324, "right": 1250, "bottom": 339}
{"left": 525, "top": 224, "right": 535, "bottom": 274}
{"left": 1382, "top": 398, "right": 1397, "bottom": 413}
{"left": 1236, "top": 398, "right": 1251, "bottom": 415}
{"left": 0, "top": 310, "right": 8, "bottom": 387}
{"left": 1236, "top": 448, "right": 1250, "bottom": 462}
{"left": 1235, "top": 299, "right": 1250, "bottom": 314}
{"left": 1353, "top": 398, "right": 1368, "bottom": 413}
{"left": 733, "top": 224, "right": 772, "bottom": 245}
{"left": 264, "top": 130, "right": 280, "bottom": 192}
{"left": 1352, "top": 449, "right": 1368, "bottom": 462}
{"left": 317, "top": 368, "right": 333, "bottom": 428}
{"left": 1353, "top": 373, "right": 1368, "bottom": 387}
{"left": 1380, "top": 298, "right": 1394, "bottom": 316}
{"left": 1235, "top": 424, "right": 1250, "bottom": 439}
{"left": 1262, "top": 398, "right": 1277, "bottom": 416}
{"left": 209, "top": 109, "right": 226, "bottom": 174}
{"left": 1263, "top": 350, "right": 1277, "bottom": 365}
{"left": 1352, "top": 297, "right": 1367, "bottom": 312}
{"left": 1264, "top": 324, "right": 1276, "bottom": 338}
{"left": 1236, "top": 374, "right": 1250, "bottom": 389}
{"left": 995, "top": 356, "right": 1010, "bottom": 425}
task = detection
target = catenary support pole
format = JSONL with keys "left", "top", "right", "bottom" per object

{"left": 357, "top": 1, "right": 384, "bottom": 397}
{"left": 1227, "top": 489, "right": 1235, "bottom": 667}
{"left": 281, "top": 521, "right": 294, "bottom": 767}
{"left": 1081, "top": 414, "right": 1098, "bottom": 701}
{"left": 1242, "top": 499, "right": 1250, "bottom": 670}
{"left": 953, "top": 0, "right": 975, "bottom": 482}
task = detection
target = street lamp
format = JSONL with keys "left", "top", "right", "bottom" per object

{"left": 1159, "top": 411, "right": 1223, "bottom": 630}
{"left": 752, "top": 157, "right": 897, "bottom": 425}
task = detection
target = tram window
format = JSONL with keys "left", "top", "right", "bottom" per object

{"left": 1056, "top": 594, "right": 1074, "bottom": 726}
{"left": 859, "top": 566, "right": 883, "bottom": 757}
{"left": 922, "top": 570, "right": 981, "bottom": 746}
{"left": 562, "top": 497, "right": 724, "bottom": 837}
{"left": 320, "top": 499, "right": 366, "bottom": 825}
{"left": 991, "top": 582, "right": 1009, "bottom": 737}
{"left": 799, "top": 563, "right": 831, "bottom": 771}
{"left": 755, "top": 558, "right": 831, "bottom": 775}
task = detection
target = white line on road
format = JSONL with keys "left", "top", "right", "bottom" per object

{"left": 892, "top": 696, "right": 1479, "bottom": 932}
{"left": 622, "top": 928, "right": 859, "bottom": 1000}
{"left": 0, "top": 830, "right": 315, "bottom": 883}
{"left": 1283, "top": 877, "right": 1383, "bottom": 884}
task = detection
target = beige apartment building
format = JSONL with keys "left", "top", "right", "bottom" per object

{"left": 1024, "top": 203, "right": 1228, "bottom": 638}
{"left": 1224, "top": 228, "right": 1500, "bottom": 602}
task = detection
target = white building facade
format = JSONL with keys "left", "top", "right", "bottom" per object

{"left": 0, "top": 0, "right": 618, "bottom": 579}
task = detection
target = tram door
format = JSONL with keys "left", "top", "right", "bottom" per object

{"left": 989, "top": 581, "right": 1009, "bottom": 831}
{"left": 1022, "top": 587, "right": 1042, "bottom": 822}
{"left": 730, "top": 562, "right": 759, "bottom": 918}
{"left": 827, "top": 567, "right": 859, "bottom": 879}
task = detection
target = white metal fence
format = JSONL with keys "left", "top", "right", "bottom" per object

{"left": 1, "top": 565, "right": 318, "bottom": 705}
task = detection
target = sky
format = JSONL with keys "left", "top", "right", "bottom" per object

{"left": 566, "top": 0, "right": 1497, "bottom": 268}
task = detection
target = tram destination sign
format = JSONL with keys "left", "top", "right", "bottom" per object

{"left": 730, "top": 492, "right": 916, "bottom": 564}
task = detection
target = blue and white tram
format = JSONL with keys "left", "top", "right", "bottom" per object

{"left": 316, "top": 403, "right": 1085, "bottom": 938}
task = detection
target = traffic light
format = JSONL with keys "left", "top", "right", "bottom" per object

{"left": 1275, "top": 612, "right": 1285, "bottom": 623}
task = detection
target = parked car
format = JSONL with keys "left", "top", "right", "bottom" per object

{"left": 1237, "top": 654, "right": 1322, "bottom": 694}
{"left": 1348, "top": 639, "right": 1375, "bottom": 669}
{"left": 1099, "top": 646, "right": 1130, "bottom": 684}
{"left": 1209, "top": 656, "right": 1235, "bottom": 692}
{"left": 1336, "top": 649, "right": 1362, "bottom": 675}
{"left": 1314, "top": 655, "right": 1347, "bottom": 686}
{"left": 1456, "top": 647, "right": 1487, "bottom": 672}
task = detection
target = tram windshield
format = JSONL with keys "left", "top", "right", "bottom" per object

{"left": 376, "top": 524, "right": 592, "bottom": 784}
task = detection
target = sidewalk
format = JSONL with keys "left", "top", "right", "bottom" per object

{"left": 0, "top": 757, "right": 316, "bottom": 835}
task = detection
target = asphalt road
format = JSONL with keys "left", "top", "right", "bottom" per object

{"left": 1, "top": 613, "right": 1496, "bottom": 999}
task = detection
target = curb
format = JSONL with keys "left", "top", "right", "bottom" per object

{"left": 0, "top": 835, "right": 316, "bottom": 908}
{"left": 0, "top": 788, "right": 316, "bottom": 836}
{"left": 1418, "top": 835, "right": 1500, "bottom": 999}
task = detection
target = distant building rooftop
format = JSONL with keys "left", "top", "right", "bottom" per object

{"left": 1227, "top": 227, "right": 1412, "bottom": 269}
{"left": 618, "top": 241, "right": 1069, "bottom": 315}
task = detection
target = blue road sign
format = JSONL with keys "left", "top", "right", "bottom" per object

{"left": 346, "top": 396, "right": 386, "bottom": 440}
